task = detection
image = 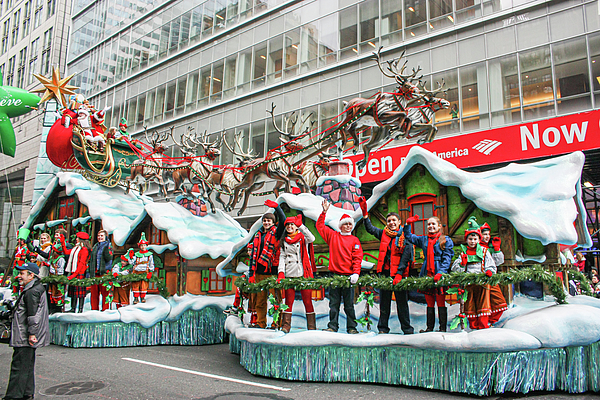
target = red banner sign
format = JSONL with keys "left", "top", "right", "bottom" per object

{"left": 346, "top": 109, "right": 600, "bottom": 183}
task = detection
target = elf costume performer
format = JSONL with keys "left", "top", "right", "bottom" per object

{"left": 64, "top": 231, "right": 92, "bottom": 313}
{"left": 112, "top": 255, "right": 132, "bottom": 308}
{"left": 317, "top": 200, "right": 362, "bottom": 334}
{"left": 12, "top": 229, "right": 34, "bottom": 293}
{"left": 47, "top": 230, "right": 67, "bottom": 312}
{"left": 277, "top": 214, "right": 316, "bottom": 332}
{"left": 247, "top": 200, "right": 285, "bottom": 328}
{"left": 403, "top": 215, "right": 454, "bottom": 332}
{"left": 451, "top": 217, "right": 508, "bottom": 329}
{"left": 479, "top": 222, "right": 504, "bottom": 267}
{"left": 128, "top": 233, "right": 154, "bottom": 304}
{"left": 358, "top": 197, "right": 414, "bottom": 335}
{"left": 89, "top": 230, "right": 113, "bottom": 311}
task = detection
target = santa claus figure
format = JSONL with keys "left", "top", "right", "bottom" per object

{"left": 62, "top": 100, "right": 110, "bottom": 147}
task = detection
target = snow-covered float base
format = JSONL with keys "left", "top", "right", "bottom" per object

{"left": 227, "top": 296, "right": 600, "bottom": 395}
{"left": 48, "top": 294, "right": 233, "bottom": 348}
{"left": 236, "top": 337, "right": 599, "bottom": 395}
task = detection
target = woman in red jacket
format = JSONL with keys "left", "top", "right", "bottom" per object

{"left": 63, "top": 232, "right": 92, "bottom": 313}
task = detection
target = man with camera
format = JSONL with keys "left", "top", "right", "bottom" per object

{"left": 3, "top": 262, "right": 49, "bottom": 400}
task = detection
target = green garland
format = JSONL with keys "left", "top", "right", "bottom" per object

{"left": 34, "top": 274, "right": 170, "bottom": 298}
{"left": 236, "top": 265, "right": 593, "bottom": 305}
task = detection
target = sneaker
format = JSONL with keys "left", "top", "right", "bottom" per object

{"left": 322, "top": 328, "right": 336, "bottom": 332}
{"left": 347, "top": 328, "right": 359, "bottom": 334}
{"left": 141, "top": 298, "right": 146, "bottom": 303}
{"left": 133, "top": 298, "right": 139, "bottom": 304}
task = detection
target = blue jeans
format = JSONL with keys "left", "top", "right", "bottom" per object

{"left": 327, "top": 286, "right": 357, "bottom": 332}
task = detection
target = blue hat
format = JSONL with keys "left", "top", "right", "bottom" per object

{"left": 15, "top": 262, "right": 40, "bottom": 275}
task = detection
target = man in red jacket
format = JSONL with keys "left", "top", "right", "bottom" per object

{"left": 316, "top": 200, "right": 362, "bottom": 334}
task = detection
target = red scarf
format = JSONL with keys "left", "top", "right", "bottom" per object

{"left": 284, "top": 232, "right": 315, "bottom": 278}
{"left": 466, "top": 246, "right": 477, "bottom": 255}
{"left": 426, "top": 233, "right": 441, "bottom": 276}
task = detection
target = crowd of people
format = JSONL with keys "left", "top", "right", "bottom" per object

{"left": 6, "top": 228, "right": 155, "bottom": 313}
{"left": 238, "top": 198, "right": 508, "bottom": 334}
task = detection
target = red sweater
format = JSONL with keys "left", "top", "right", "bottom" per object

{"left": 316, "top": 212, "right": 362, "bottom": 275}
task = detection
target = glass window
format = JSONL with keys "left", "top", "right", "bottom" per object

{"left": 516, "top": 16, "right": 548, "bottom": 50}
{"left": 252, "top": 42, "right": 267, "bottom": 88}
{"left": 405, "top": 0, "right": 427, "bottom": 37}
{"left": 237, "top": 48, "right": 252, "bottom": 93}
{"left": 456, "top": 0, "right": 481, "bottom": 23}
{"left": 284, "top": 28, "right": 300, "bottom": 78}
{"left": 175, "top": 76, "right": 186, "bottom": 114}
{"left": 200, "top": 66, "right": 211, "bottom": 102}
{"left": 489, "top": 54, "right": 520, "bottom": 126}
{"left": 300, "top": 24, "right": 318, "bottom": 73}
{"left": 318, "top": 14, "right": 338, "bottom": 66}
{"left": 127, "top": 98, "right": 137, "bottom": 128}
{"left": 520, "top": 46, "right": 553, "bottom": 106}
{"left": 381, "top": 0, "right": 402, "bottom": 45}
{"left": 211, "top": 61, "right": 224, "bottom": 101}
{"left": 339, "top": 6, "right": 357, "bottom": 59}
{"left": 190, "top": 5, "right": 203, "bottom": 42}
{"left": 215, "top": 0, "right": 226, "bottom": 31}
{"left": 136, "top": 94, "right": 146, "bottom": 126}
{"left": 359, "top": 0, "right": 378, "bottom": 53}
{"left": 223, "top": 55, "right": 237, "bottom": 98}
{"left": 202, "top": 0, "right": 214, "bottom": 36}
{"left": 144, "top": 90, "right": 154, "bottom": 125}
{"left": 591, "top": 33, "right": 600, "bottom": 95}
{"left": 267, "top": 35, "right": 283, "bottom": 83}
{"left": 553, "top": 37, "right": 590, "bottom": 115}
{"left": 460, "top": 62, "right": 489, "bottom": 132}
{"left": 227, "top": 0, "right": 238, "bottom": 26}
{"left": 430, "top": 70, "right": 457, "bottom": 136}
{"left": 154, "top": 85, "right": 165, "bottom": 123}
{"left": 159, "top": 23, "right": 170, "bottom": 57}
{"left": 251, "top": 120, "right": 265, "bottom": 157}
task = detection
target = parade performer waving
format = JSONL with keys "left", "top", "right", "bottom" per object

{"left": 479, "top": 222, "right": 504, "bottom": 267}
{"left": 34, "top": 233, "right": 52, "bottom": 278}
{"left": 247, "top": 200, "right": 286, "bottom": 328}
{"left": 11, "top": 229, "right": 34, "bottom": 294}
{"left": 403, "top": 215, "right": 454, "bottom": 332}
{"left": 358, "top": 197, "right": 414, "bottom": 335}
{"left": 317, "top": 200, "right": 362, "bottom": 334}
{"left": 64, "top": 231, "right": 92, "bottom": 313}
{"left": 127, "top": 233, "right": 154, "bottom": 304}
{"left": 451, "top": 217, "right": 507, "bottom": 329}
{"left": 277, "top": 214, "right": 316, "bottom": 332}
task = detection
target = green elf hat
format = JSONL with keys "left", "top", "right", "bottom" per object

{"left": 138, "top": 232, "right": 149, "bottom": 246}
{"left": 119, "top": 117, "right": 128, "bottom": 131}
{"left": 464, "top": 216, "right": 482, "bottom": 240}
{"left": 17, "top": 228, "right": 30, "bottom": 241}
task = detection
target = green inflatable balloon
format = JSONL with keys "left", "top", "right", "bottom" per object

{"left": 0, "top": 72, "right": 41, "bottom": 157}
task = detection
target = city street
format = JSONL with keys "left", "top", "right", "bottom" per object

{"left": 0, "top": 342, "right": 596, "bottom": 400}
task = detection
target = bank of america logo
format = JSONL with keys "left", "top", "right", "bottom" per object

{"left": 473, "top": 139, "right": 502, "bottom": 155}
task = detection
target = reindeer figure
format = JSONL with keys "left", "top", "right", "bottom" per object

{"left": 207, "top": 131, "right": 254, "bottom": 211}
{"left": 125, "top": 127, "right": 170, "bottom": 198}
{"left": 403, "top": 80, "right": 450, "bottom": 144}
{"left": 168, "top": 127, "right": 200, "bottom": 195}
{"left": 227, "top": 105, "right": 313, "bottom": 216}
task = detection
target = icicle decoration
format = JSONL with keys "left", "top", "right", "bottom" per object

{"left": 236, "top": 339, "right": 600, "bottom": 395}
{"left": 49, "top": 308, "right": 226, "bottom": 348}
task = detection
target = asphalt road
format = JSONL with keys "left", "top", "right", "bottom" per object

{"left": 0, "top": 342, "right": 598, "bottom": 400}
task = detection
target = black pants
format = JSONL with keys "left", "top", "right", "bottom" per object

{"left": 328, "top": 286, "right": 357, "bottom": 332}
{"left": 5, "top": 346, "right": 36, "bottom": 399}
{"left": 378, "top": 289, "right": 414, "bottom": 334}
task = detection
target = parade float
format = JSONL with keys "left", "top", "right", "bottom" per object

{"left": 3, "top": 48, "right": 599, "bottom": 395}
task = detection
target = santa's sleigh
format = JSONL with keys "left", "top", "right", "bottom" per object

{"left": 46, "top": 120, "right": 140, "bottom": 187}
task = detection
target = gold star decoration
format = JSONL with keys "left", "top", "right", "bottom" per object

{"left": 31, "top": 67, "right": 79, "bottom": 108}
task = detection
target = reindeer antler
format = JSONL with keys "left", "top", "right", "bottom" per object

{"left": 224, "top": 131, "right": 257, "bottom": 160}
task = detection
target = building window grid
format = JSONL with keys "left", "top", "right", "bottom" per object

{"left": 11, "top": 9, "right": 19, "bottom": 46}
{"left": 2, "top": 18, "right": 10, "bottom": 53}
{"left": 6, "top": 55, "right": 15, "bottom": 86}
{"left": 16, "top": 46, "right": 26, "bottom": 87}
{"left": 81, "top": 2, "right": 600, "bottom": 142}
{"left": 40, "top": 27, "right": 51, "bottom": 75}
{"left": 33, "top": 0, "right": 42, "bottom": 29}
{"left": 22, "top": 1, "right": 31, "bottom": 38}
{"left": 46, "top": 0, "right": 54, "bottom": 19}
{"left": 28, "top": 37, "right": 38, "bottom": 83}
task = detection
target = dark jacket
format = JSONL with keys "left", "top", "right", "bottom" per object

{"left": 364, "top": 218, "right": 413, "bottom": 277}
{"left": 10, "top": 277, "right": 50, "bottom": 348}
{"left": 403, "top": 224, "right": 454, "bottom": 277}
{"left": 89, "top": 241, "right": 113, "bottom": 276}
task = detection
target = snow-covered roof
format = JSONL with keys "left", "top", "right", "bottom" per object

{"left": 24, "top": 172, "right": 151, "bottom": 246}
{"left": 145, "top": 201, "right": 247, "bottom": 260}
{"left": 216, "top": 148, "right": 591, "bottom": 273}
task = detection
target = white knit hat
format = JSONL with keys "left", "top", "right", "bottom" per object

{"left": 338, "top": 213, "right": 354, "bottom": 229}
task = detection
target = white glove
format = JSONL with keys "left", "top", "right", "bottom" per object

{"left": 63, "top": 115, "right": 71, "bottom": 128}
{"left": 349, "top": 273, "right": 359, "bottom": 284}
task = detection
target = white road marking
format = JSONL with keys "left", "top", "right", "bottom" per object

{"left": 122, "top": 357, "right": 291, "bottom": 392}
